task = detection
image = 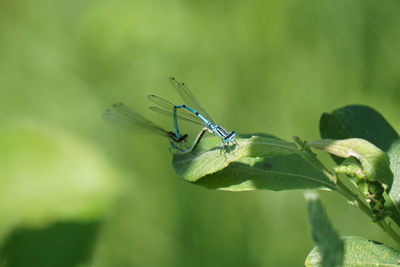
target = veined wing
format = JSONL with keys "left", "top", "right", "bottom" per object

{"left": 169, "top": 77, "right": 215, "bottom": 124}
{"left": 103, "top": 102, "right": 169, "bottom": 137}
{"left": 149, "top": 106, "right": 203, "bottom": 126}
{"left": 148, "top": 95, "right": 204, "bottom": 125}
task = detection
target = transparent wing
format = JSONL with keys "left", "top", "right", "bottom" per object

{"left": 148, "top": 95, "right": 204, "bottom": 125}
{"left": 103, "top": 102, "right": 169, "bottom": 137}
{"left": 169, "top": 77, "right": 215, "bottom": 124}
{"left": 149, "top": 106, "right": 203, "bottom": 126}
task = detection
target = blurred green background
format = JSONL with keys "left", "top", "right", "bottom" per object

{"left": 0, "top": 0, "right": 399, "bottom": 266}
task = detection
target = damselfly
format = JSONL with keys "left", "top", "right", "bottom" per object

{"left": 103, "top": 102, "right": 206, "bottom": 153}
{"left": 148, "top": 77, "right": 237, "bottom": 149}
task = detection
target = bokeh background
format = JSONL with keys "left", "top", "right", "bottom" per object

{"left": 0, "top": 0, "right": 399, "bottom": 266}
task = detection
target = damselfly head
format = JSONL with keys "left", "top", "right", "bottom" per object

{"left": 224, "top": 131, "right": 236, "bottom": 142}
{"left": 216, "top": 126, "right": 236, "bottom": 141}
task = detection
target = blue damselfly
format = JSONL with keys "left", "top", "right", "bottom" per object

{"left": 148, "top": 77, "right": 237, "bottom": 149}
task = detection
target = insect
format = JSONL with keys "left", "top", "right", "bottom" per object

{"left": 103, "top": 102, "right": 206, "bottom": 153}
{"left": 148, "top": 77, "right": 237, "bottom": 149}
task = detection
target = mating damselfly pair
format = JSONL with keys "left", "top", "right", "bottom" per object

{"left": 103, "top": 77, "right": 237, "bottom": 153}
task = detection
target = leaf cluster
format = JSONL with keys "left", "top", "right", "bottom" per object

{"left": 172, "top": 105, "right": 400, "bottom": 266}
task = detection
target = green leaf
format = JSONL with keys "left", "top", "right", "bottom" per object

{"left": 306, "top": 236, "right": 400, "bottom": 267}
{"left": 320, "top": 105, "right": 399, "bottom": 153}
{"left": 309, "top": 138, "right": 393, "bottom": 190}
{"left": 173, "top": 135, "right": 336, "bottom": 191}
{"left": 388, "top": 139, "right": 400, "bottom": 224}
{"left": 389, "top": 139, "right": 400, "bottom": 202}
{"left": 305, "top": 192, "right": 343, "bottom": 267}
{"left": 173, "top": 135, "right": 300, "bottom": 182}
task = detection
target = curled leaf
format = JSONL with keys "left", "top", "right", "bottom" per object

{"left": 308, "top": 138, "right": 393, "bottom": 190}
{"left": 319, "top": 105, "right": 399, "bottom": 153}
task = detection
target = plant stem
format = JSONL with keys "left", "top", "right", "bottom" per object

{"left": 336, "top": 174, "right": 400, "bottom": 246}
{"left": 335, "top": 178, "right": 372, "bottom": 218}
{"left": 333, "top": 169, "right": 400, "bottom": 245}
{"left": 378, "top": 220, "right": 400, "bottom": 245}
{"left": 294, "top": 136, "right": 400, "bottom": 246}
